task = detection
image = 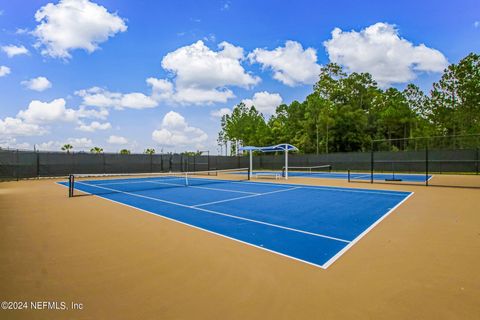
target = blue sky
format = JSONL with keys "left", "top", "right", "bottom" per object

{"left": 0, "top": 0, "right": 478, "bottom": 153}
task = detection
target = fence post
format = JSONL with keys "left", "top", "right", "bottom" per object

{"left": 476, "top": 148, "right": 479, "bottom": 175}
{"left": 103, "top": 153, "right": 106, "bottom": 174}
{"left": 370, "top": 142, "right": 374, "bottom": 184}
{"left": 36, "top": 150, "right": 40, "bottom": 179}
{"left": 425, "top": 143, "right": 429, "bottom": 186}
{"left": 15, "top": 149, "right": 19, "bottom": 181}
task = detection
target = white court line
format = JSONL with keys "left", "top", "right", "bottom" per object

{"left": 93, "top": 178, "right": 184, "bottom": 186}
{"left": 75, "top": 181, "right": 350, "bottom": 244}
{"left": 321, "top": 191, "right": 414, "bottom": 269}
{"left": 193, "top": 187, "right": 300, "bottom": 207}
{"left": 64, "top": 185, "right": 331, "bottom": 270}
{"left": 191, "top": 177, "right": 409, "bottom": 196}
{"left": 88, "top": 175, "right": 409, "bottom": 196}
{"left": 146, "top": 180, "right": 258, "bottom": 195}
{"left": 350, "top": 174, "right": 372, "bottom": 180}
{"left": 85, "top": 177, "right": 258, "bottom": 195}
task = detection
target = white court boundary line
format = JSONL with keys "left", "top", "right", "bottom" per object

{"left": 66, "top": 187, "right": 333, "bottom": 269}
{"left": 192, "top": 187, "right": 300, "bottom": 207}
{"left": 94, "top": 178, "right": 258, "bottom": 194}
{"left": 75, "top": 181, "right": 350, "bottom": 244}
{"left": 147, "top": 180, "right": 258, "bottom": 195}
{"left": 321, "top": 191, "right": 414, "bottom": 268}
{"left": 57, "top": 178, "right": 413, "bottom": 269}
{"left": 173, "top": 177, "right": 410, "bottom": 197}
{"left": 77, "top": 173, "right": 410, "bottom": 197}
{"left": 350, "top": 174, "right": 372, "bottom": 180}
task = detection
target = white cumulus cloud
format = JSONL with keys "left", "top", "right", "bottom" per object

{"left": 1, "top": 45, "right": 29, "bottom": 57}
{"left": 17, "top": 98, "right": 78, "bottom": 124}
{"left": 0, "top": 66, "right": 11, "bottom": 77}
{"left": 149, "top": 40, "right": 260, "bottom": 105}
{"left": 0, "top": 98, "right": 108, "bottom": 139}
{"left": 242, "top": 91, "right": 282, "bottom": 116}
{"left": 248, "top": 41, "right": 321, "bottom": 86}
{"left": 21, "top": 76, "right": 52, "bottom": 91}
{"left": 76, "top": 121, "right": 111, "bottom": 132}
{"left": 0, "top": 117, "right": 47, "bottom": 137}
{"left": 0, "top": 138, "right": 31, "bottom": 150}
{"left": 33, "top": 0, "right": 127, "bottom": 59}
{"left": 210, "top": 107, "right": 231, "bottom": 118}
{"left": 75, "top": 87, "right": 158, "bottom": 109}
{"left": 323, "top": 22, "right": 448, "bottom": 87}
{"left": 38, "top": 137, "right": 93, "bottom": 151}
{"left": 107, "top": 135, "right": 128, "bottom": 145}
{"left": 152, "top": 111, "right": 208, "bottom": 148}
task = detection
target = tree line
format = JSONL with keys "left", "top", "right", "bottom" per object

{"left": 218, "top": 53, "right": 480, "bottom": 154}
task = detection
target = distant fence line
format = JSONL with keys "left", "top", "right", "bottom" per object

{"left": 1, "top": 148, "right": 479, "bottom": 181}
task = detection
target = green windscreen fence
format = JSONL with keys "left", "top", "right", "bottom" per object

{"left": 1, "top": 135, "right": 479, "bottom": 188}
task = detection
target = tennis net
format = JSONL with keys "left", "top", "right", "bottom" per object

{"left": 282, "top": 165, "right": 332, "bottom": 177}
{"left": 68, "top": 167, "right": 250, "bottom": 197}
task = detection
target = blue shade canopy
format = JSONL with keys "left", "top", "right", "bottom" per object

{"left": 240, "top": 144, "right": 298, "bottom": 153}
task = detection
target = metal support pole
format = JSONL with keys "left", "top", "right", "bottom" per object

{"left": 249, "top": 150, "right": 252, "bottom": 180}
{"left": 284, "top": 144, "right": 288, "bottom": 180}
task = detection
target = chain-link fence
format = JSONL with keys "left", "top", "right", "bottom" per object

{"left": 367, "top": 135, "right": 480, "bottom": 188}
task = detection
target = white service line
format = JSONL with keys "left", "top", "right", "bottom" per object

{"left": 75, "top": 181, "right": 350, "bottom": 244}
{"left": 193, "top": 187, "right": 300, "bottom": 207}
{"left": 220, "top": 178, "right": 410, "bottom": 196}
{"left": 94, "top": 178, "right": 184, "bottom": 186}
{"left": 351, "top": 174, "right": 372, "bottom": 180}
{"left": 147, "top": 180, "right": 258, "bottom": 195}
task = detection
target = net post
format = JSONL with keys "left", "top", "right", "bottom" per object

{"left": 348, "top": 170, "right": 351, "bottom": 182}
{"left": 185, "top": 172, "right": 189, "bottom": 186}
{"left": 68, "top": 174, "right": 74, "bottom": 197}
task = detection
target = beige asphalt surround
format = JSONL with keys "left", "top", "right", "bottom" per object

{"left": 1, "top": 175, "right": 479, "bottom": 319}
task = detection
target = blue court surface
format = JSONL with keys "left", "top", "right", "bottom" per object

{"left": 60, "top": 176, "right": 412, "bottom": 269}
{"left": 252, "top": 170, "right": 431, "bottom": 182}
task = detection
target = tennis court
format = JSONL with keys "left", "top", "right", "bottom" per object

{"left": 61, "top": 170, "right": 412, "bottom": 268}
{"left": 248, "top": 165, "right": 432, "bottom": 183}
